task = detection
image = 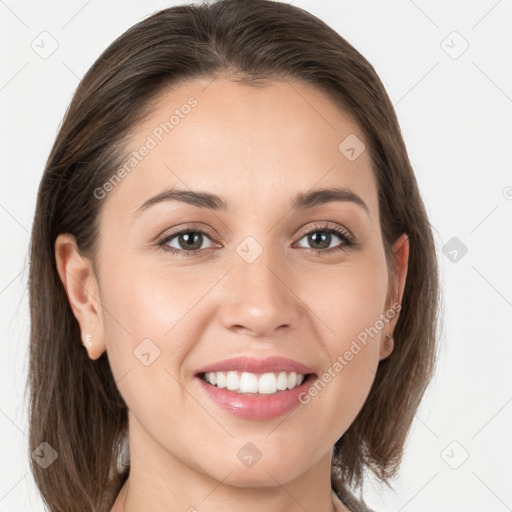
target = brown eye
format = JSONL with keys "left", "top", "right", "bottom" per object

{"left": 294, "top": 224, "right": 355, "bottom": 255}
{"left": 159, "top": 229, "right": 217, "bottom": 256}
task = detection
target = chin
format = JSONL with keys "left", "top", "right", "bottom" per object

{"left": 211, "top": 459, "right": 307, "bottom": 488}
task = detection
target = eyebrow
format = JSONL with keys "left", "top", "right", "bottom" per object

{"left": 134, "top": 186, "right": 370, "bottom": 216}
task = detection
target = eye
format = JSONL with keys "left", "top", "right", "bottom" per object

{"left": 156, "top": 222, "right": 356, "bottom": 257}
{"left": 294, "top": 222, "right": 355, "bottom": 255}
{"left": 158, "top": 228, "right": 217, "bottom": 257}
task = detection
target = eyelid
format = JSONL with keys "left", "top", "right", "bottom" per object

{"left": 295, "top": 221, "right": 354, "bottom": 243}
{"left": 156, "top": 220, "right": 357, "bottom": 256}
{"left": 155, "top": 222, "right": 219, "bottom": 244}
{"left": 156, "top": 221, "right": 353, "bottom": 245}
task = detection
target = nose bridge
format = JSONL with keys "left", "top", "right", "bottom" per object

{"left": 219, "top": 238, "right": 301, "bottom": 336}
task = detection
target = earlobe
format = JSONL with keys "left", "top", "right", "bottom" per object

{"left": 379, "top": 333, "right": 394, "bottom": 361}
{"left": 55, "top": 233, "right": 106, "bottom": 360}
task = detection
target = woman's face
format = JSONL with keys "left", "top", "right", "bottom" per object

{"left": 80, "top": 78, "right": 407, "bottom": 490}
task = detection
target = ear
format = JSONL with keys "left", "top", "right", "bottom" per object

{"left": 55, "top": 233, "right": 106, "bottom": 360}
{"left": 380, "top": 233, "right": 409, "bottom": 360}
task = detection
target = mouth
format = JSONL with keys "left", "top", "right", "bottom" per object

{"left": 193, "top": 355, "right": 318, "bottom": 419}
{"left": 197, "top": 370, "right": 316, "bottom": 396}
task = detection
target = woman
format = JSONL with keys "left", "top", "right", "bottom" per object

{"left": 27, "top": 1, "right": 440, "bottom": 511}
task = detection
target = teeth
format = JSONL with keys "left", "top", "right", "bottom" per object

{"left": 216, "top": 372, "right": 226, "bottom": 389}
{"left": 226, "top": 371, "right": 239, "bottom": 391}
{"left": 202, "top": 371, "right": 307, "bottom": 395}
{"left": 258, "top": 373, "right": 277, "bottom": 394}
{"left": 240, "top": 371, "right": 259, "bottom": 393}
{"left": 276, "top": 371, "right": 288, "bottom": 390}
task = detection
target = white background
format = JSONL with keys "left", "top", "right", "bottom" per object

{"left": 1, "top": 0, "right": 511, "bottom": 510}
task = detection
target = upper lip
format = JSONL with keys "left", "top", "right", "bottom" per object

{"left": 195, "top": 356, "right": 316, "bottom": 376}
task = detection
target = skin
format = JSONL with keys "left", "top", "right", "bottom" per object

{"left": 55, "top": 77, "right": 409, "bottom": 512}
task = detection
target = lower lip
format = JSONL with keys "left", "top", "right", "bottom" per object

{"left": 195, "top": 375, "right": 315, "bottom": 420}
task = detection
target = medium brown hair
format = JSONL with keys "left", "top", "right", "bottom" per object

{"left": 27, "top": 1, "right": 441, "bottom": 510}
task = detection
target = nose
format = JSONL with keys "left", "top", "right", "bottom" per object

{"left": 219, "top": 248, "right": 303, "bottom": 338}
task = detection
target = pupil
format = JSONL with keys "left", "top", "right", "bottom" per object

{"left": 310, "top": 231, "right": 329, "bottom": 249}
{"left": 180, "top": 232, "right": 202, "bottom": 250}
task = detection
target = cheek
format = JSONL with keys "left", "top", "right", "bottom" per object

{"left": 304, "top": 253, "right": 388, "bottom": 349}
{"left": 300, "top": 253, "right": 387, "bottom": 421}
{"left": 100, "top": 258, "right": 202, "bottom": 346}
{"left": 98, "top": 262, "right": 200, "bottom": 432}
{"left": 99, "top": 258, "right": 220, "bottom": 406}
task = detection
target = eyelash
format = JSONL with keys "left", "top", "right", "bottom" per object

{"left": 156, "top": 222, "right": 356, "bottom": 258}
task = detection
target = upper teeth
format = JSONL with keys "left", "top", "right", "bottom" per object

{"left": 203, "top": 371, "right": 305, "bottom": 395}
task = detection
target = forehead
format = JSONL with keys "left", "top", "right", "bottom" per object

{"left": 100, "top": 77, "right": 378, "bottom": 222}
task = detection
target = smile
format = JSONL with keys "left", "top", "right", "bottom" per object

{"left": 194, "top": 355, "right": 317, "bottom": 420}
{"left": 200, "top": 370, "right": 307, "bottom": 395}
